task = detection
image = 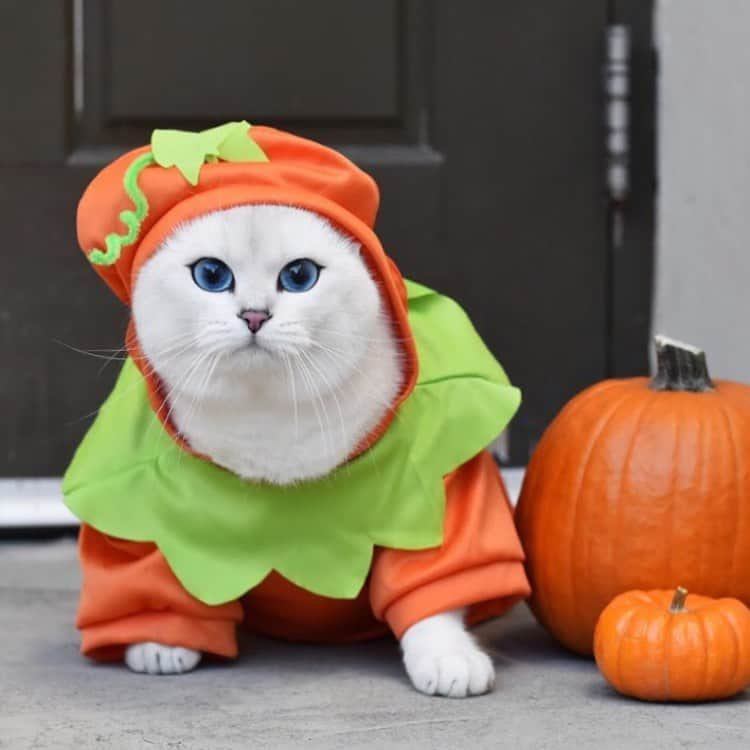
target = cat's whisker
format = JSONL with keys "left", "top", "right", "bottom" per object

{"left": 162, "top": 347, "right": 220, "bottom": 413}
{"left": 268, "top": 336, "right": 403, "bottom": 420}
{"left": 121, "top": 332, "right": 211, "bottom": 379}
{"left": 53, "top": 339, "right": 131, "bottom": 363}
{"left": 190, "top": 351, "right": 225, "bottom": 428}
{"left": 80, "top": 346, "right": 129, "bottom": 352}
{"left": 275, "top": 321, "right": 408, "bottom": 346}
{"left": 306, "top": 341, "right": 405, "bottom": 414}
{"left": 297, "top": 347, "right": 348, "bottom": 453}
{"left": 290, "top": 351, "right": 334, "bottom": 461}
{"left": 56, "top": 328, "right": 202, "bottom": 364}
{"left": 317, "top": 331, "right": 411, "bottom": 345}
{"left": 150, "top": 345, "right": 221, "bottom": 441}
{"left": 96, "top": 344, "right": 131, "bottom": 376}
{"left": 281, "top": 352, "right": 300, "bottom": 444}
{"left": 305, "top": 343, "right": 403, "bottom": 479}
{"left": 175, "top": 350, "right": 225, "bottom": 466}
{"left": 297, "top": 354, "right": 334, "bottom": 457}
{"left": 65, "top": 334, "right": 210, "bottom": 427}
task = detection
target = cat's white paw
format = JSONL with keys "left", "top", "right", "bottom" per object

{"left": 401, "top": 610, "right": 495, "bottom": 698}
{"left": 404, "top": 644, "right": 495, "bottom": 697}
{"left": 124, "top": 642, "right": 201, "bottom": 675}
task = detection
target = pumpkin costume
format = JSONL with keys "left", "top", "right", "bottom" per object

{"left": 65, "top": 122, "right": 530, "bottom": 661}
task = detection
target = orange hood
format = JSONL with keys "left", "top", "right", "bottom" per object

{"left": 76, "top": 123, "right": 417, "bottom": 450}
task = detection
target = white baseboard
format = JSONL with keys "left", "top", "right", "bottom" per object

{"left": 0, "top": 468, "right": 525, "bottom": 529}
{"left": 500, "top": 467, "right": 525, "bottom": 507}
{"left": 0, "top": 478, "right": 75, "bottom": 527}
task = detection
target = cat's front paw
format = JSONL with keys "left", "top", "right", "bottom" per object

{"left": 404, "top": 645, "right": 495, "bottom": 698}
{"left": 401, "top": 611, "right": 495, "bottom": 698}
{"left": 124, "top": 642, "right": 202, "bottom": 675}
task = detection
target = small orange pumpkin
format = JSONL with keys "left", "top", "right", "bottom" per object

{"left": 515, "top": 336, "right": 750, "bottom": 654}
{"left": 594, "top": 587, "right": 750, "bottom": 702}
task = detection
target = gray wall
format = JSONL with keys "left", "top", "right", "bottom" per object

{"left": 655, "top": 0, "right": 750, "bottom": 381}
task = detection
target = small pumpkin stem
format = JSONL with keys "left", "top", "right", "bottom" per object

{"left": 669, "top": 586, "right": 689, "bottom": 613}
{"left": 650, "top": 335, "right": 715, "bottom": 393}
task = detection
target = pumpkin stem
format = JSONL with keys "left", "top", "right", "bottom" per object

{"left": 650, "top": 335, "right": 715, "bottom": 393}
{"left": 669, "top": 586, "right": 689, "bottom": 613}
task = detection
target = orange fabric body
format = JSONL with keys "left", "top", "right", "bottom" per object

{"left": 77, "top": 450, "right": 530, "bottom": 661}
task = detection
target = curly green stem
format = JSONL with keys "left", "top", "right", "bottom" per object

{"left": 87, "top": 152, "right": 156, "bottom": 266}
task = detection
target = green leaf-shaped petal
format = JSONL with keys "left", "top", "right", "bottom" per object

{"left": 218, "top": 125, "right": 269, "bottom": 163}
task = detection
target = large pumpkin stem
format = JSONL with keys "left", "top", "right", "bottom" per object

{"left": 650, "top": 335, "right": 715, "bottom": 392}
{"left": 669, "top": 586, "right": 689, "bottom": 613}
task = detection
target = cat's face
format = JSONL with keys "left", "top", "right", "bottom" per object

{"left": 131, "top": 204, "right": 383, "bottom": 399}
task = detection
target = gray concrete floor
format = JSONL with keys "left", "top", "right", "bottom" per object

{"left": 1, "top": 539, "right": 749, "bottom": 750}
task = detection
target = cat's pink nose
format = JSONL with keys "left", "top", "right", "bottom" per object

{"left": 239, "top": 308, "right": 271, "bottom": 333}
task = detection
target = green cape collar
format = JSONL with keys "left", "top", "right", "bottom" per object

{"left": 63, "top": 281, "right": 520, "bottom": 605}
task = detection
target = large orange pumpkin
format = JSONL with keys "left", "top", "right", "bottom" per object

{"left": 594, "top": 587, "right": 750, "bottom": 702}
{"left": 515, "top": 336, "right": 750, "bottom": 655}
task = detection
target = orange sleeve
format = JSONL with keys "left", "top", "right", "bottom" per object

{"left": 76, "top": 524, "right": 244, "bottom": 661}
{"left": 369, "top": 450, "right": 531, "bottom": 639}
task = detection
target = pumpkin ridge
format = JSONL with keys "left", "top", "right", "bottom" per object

{"left": 585, "top": 390, "right": 648, "bottom": 639}
{"left": 715, "top": 606, "right": 742, "bottom": 692}
{"left": 612, "top": 390, "right": 660, "bottom": 602}
{"left": 704, "top": 398, "right": 735, "bottom": 593}
{"left": 693, "top": 607, "right": 711, "bottom": 697}
{"left": 729, "top": 379, "right": 750, "bottom": 413}
{"left": 523, "top": 384, "right": 620, "bottom": 639}
{"left": 717, "top": 398, "right": 743, "bottom": 593}
{"left": 662, "top": 611, "right": 675, "bottom": 699}
{"left": 704, "top": 607, "right": 731, "bottom": 695}
{"left": 617, "top": 605, "right": 645, "bottom": 696}
{"left": 665, "top": 401, "right": 682, "bottom": 590}
{"left": 519, "top": 380, "right": 648, "bottom": 650}
{"left": 638, "top": 590, "right": 661, "bottom": 606}
{"left": 567, "top": 390, "right": 636, "bottom": 650}
{"left": 692, "top": 406, "right": 708, "bottom": 597}
{"left": 556, "top": 379, "right": 639, "bottom": 423}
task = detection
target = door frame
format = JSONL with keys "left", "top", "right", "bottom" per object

{"left": 607, "top": 0, "right": 656, "bottom": 378}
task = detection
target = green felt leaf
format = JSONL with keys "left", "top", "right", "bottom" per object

{"left": 151, "top": 121, "right": 268, "bottom": 185}
{"left": 218, "top": 124, "right": 269, "bottom": 162}
{"left": 63, "top": 282, "right": 521, "bottom": 605}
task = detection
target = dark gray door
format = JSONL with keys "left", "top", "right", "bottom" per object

{"left": 0, "top": 0, "right": 653, "bottom": 475}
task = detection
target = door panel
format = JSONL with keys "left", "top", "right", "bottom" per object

{"left": 0, "top": 0, "right": 70, "bottom": 162}
{"left": 106, "top": 1, "right": 400, "bottom": 120}
{"left": 77, "top": 0, "right": 431, "bottom": 147}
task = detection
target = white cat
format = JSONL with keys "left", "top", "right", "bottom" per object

{"left": 129, "top": 204, "right": 495, "bottom": 697}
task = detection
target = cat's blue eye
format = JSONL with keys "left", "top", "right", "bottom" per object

{"left": 191, "top": 258, "right": 235, "bottom": 293}
{"left": 278, "top": 258, "right": 321, "bottom": 293}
